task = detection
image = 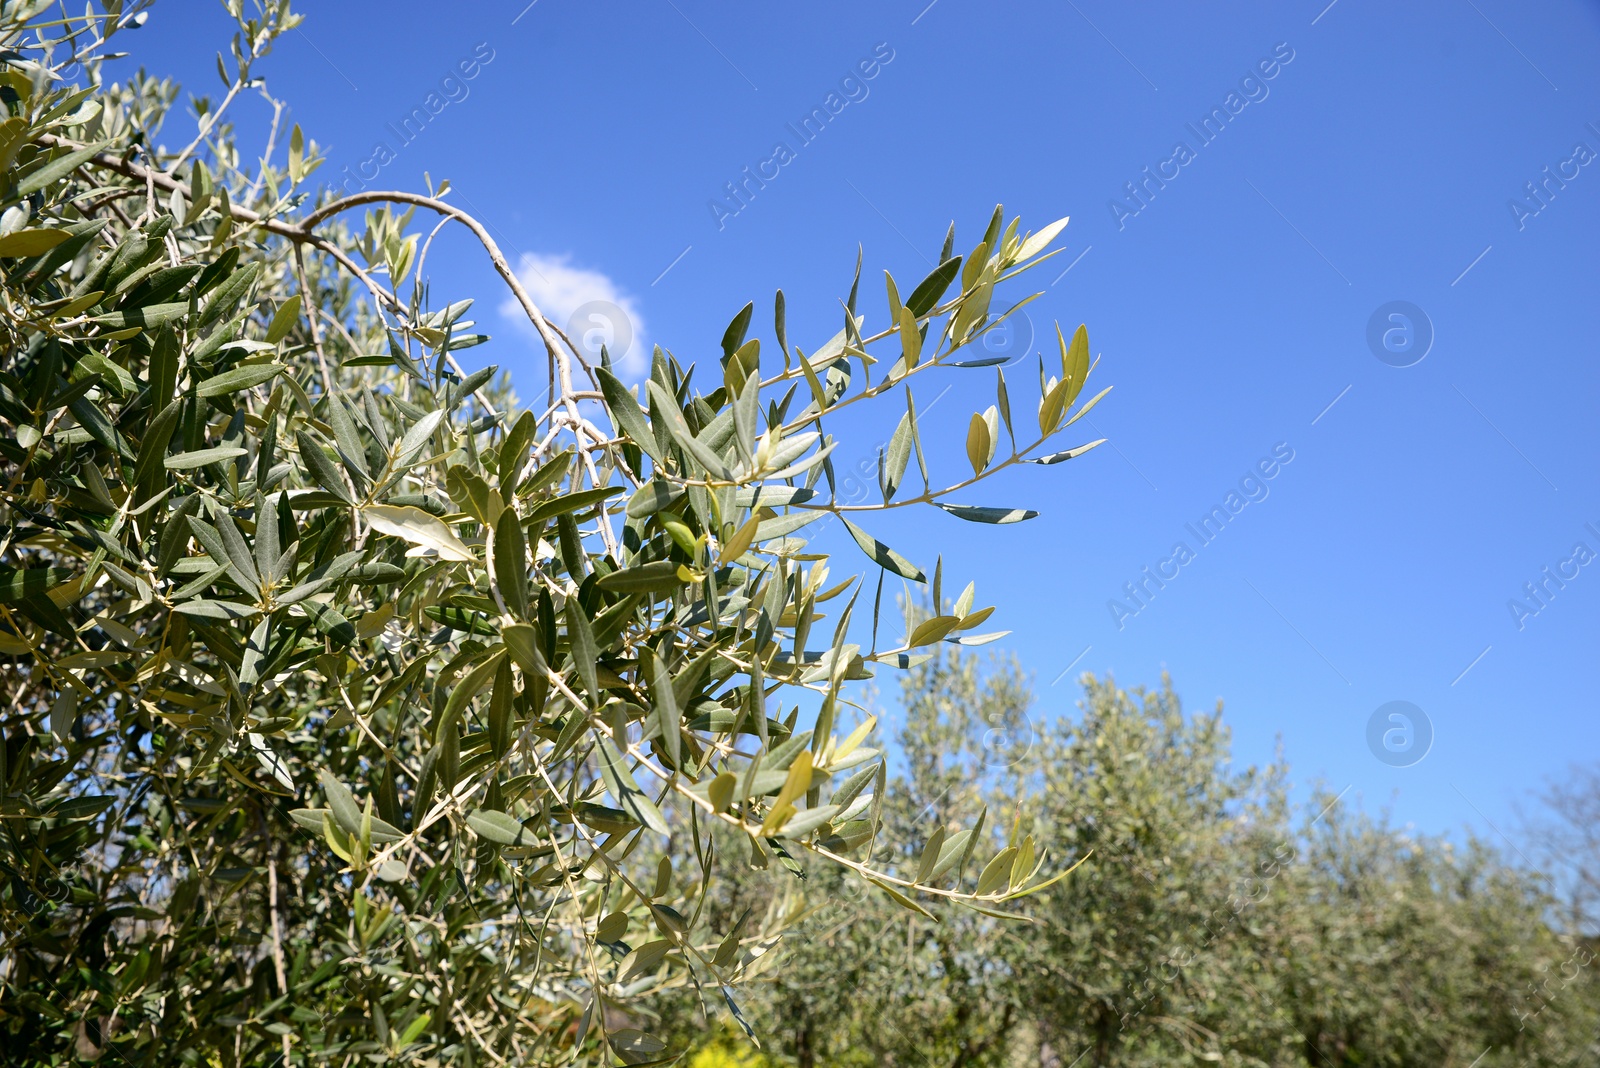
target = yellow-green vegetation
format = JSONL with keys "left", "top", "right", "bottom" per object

{"left": 687, "top": 1031, "right": 775, "bottom": 1068}
{"left": 0, "top": 2, "right": 1108, "bottom": 1063}
{"left": 660, "top": 646, "right": 1600, "bottom": 1067}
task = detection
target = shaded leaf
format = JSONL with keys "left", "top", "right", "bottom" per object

{"left": 466, "top": 809, "right": 533, "bottom": 846}
{"left": 840, "top": 517, "right": 925, "bottom": 583}
{"left": 595, "top": 731, "right": 670, "bottom": 835}
{"left": 905, "top": 256, "right": 961, "bottom": 317}
{"left": 935, "top": 503, "right": 1038, "bottom": 524}
{"left": 1030, "top": 439, "right": 1105, "bottom": 465}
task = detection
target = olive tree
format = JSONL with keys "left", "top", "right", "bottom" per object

{"left": 0, "top": 2, "right": 1109, "bottom": 1063}
{"left": 673, "top": 663, "right": 1600, "bottom": 1068}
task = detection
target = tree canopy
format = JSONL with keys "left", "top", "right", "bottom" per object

{"left": 657, "top": 650, "right": 1600, "bottom": 1067}
{"left": 0, "top": 2, "right": 1109, "bottom": 1063}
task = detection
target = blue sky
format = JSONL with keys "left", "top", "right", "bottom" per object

{"left": 133, "top": 0, "right": 1599, "bottom": 847}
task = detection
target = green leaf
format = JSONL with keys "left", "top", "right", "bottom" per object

{"left": 761, "top": 750, "right": 813, "bottom": 835}
{"left": 288, "top": 808, "right": 329, "bottom": 834}
{"left": 595, "top": 731, "right": 670, "bottom": 835}
{"left": 708, "top": 772, "right": 736, "bottom": 814}
{"left": 0, "top": 567, "right": 75, "bottom": 603}
{"left": 1062, "top": 322, "right": 1090, "bottom": 405}
{"left": 597, "top": 366, "right": 664, "bottom": 466}
{"left": 944, "top": 630, "right": 1010, "bottom": 647}
{"left": 840, "top": 517, "right": 925, "bottom": 583}
{"left": 905, "top": 256, "right": 962, "bottom": 317}
{"left": 914, "top": 825, "right": 947, "bottom": 884}
{"left": 719, "top": 512, "right": 762, "bottom": 565}
{"left": 17, "top": 139, "right": 109, "bottom": 197}
{"left": 775, "top": 288, "right": 789, "bottom": 360}
{"left": 754, "top": 510, "right": 823, "bottom": 541}
{"left": 466, "top": 809, "right": 533, "bottom": 846}
{"left": 501, "top": 622, "right": 546, "bottom": 677}
{"left": 498, "top": 408, "right": 537, "bottom": 492}
{"left": 934, "top": 504, "right": 1038, "bottom": 524}
{"left": 720, "top": 300, "right": 754, "bottom": 360}
{"left": 962, "top": 240, "right": 991, "bottom": 292}
{"left": 799, "top": 351, "right": 829, "bottom": 414}
{"left": 626, "top": 479, "right": 684, "bottom": 518}
{"left": 265, "top": 294, "right": 302, "bottom": 343}
{"left": 295, "top": 431, "right": 355, "bottom": 505}
{"left": 287, "top": 123, "right": 305, "bottom": 184}
{"left": 1030, "top": 439, "right": 1105, "bottom": 465}
{"left": 733, "top": 485, "right": 813, "bottom": 508}
{"left": 977, "top": 846, "right": 1019, "bottom": 896}
{"left": 561, "top": 801, "right": 640, "bottom": 835}
{"left": 492, "top": 509, "right": 529, "bottom": 617}
{"left": 0, "top": 228, "right": 72, "bottom": 257}
{"left": 779, "top": 804, "right": 840, "bottom": 839}
{"left": 596, "top": 911, "right": 629, "bottom": 943}
{"left": 1011, "top": 834, "right": 1037, "bottom": 889}
{"left": 319, "top": 769, "right": 364, "bottom": 836}
{"left": 47, "top": 795, "right": 115, "bottom": 821}
{"left": 424, "top": 604, "right": 494, "bottom": 636}
{"left": 1062, "top": 384, "right": 1113, "bottom": 428}
{"left": 91, "top": 302, "right": 189, "bottom": 329}
{"left": 397, "top": 1013, "right": 432, "bottom": 1050}
{"left": 132, "top": 399, "right": 182, "bottom": 497}
{"left": 965, "top": 412, "right": 992, "bottom": 477}
{"left": 644, "top": 648, "right": 681, "bottom": 769}
{"left": 687, "top": 711, "right": 791, "bottom": 739}
{"left": 1015, "top": 215, "right": 1070, "bottom": 262}
{"left": 896, "top": 305, "right": 923, "bottom": 372}
{"left": 725, "top": 337, "right": 761, "bottom": 398}
{"left": 439, "top": 651, "right": 504, "bottom": 737}
{"left": 908, "top": 614, "right": 962, "bottom": 647}
{"left": 883, "top": 409, "right": 912, "bottom": 501}
{"left": 618, "top": 938, "right": 673, "bottom": 983}
{"left": 325, "top": 394, "right": 368, "bottom": 478}
{"left": 646, "top": 380, "right": 733, "bottom": 480}
{"left": 525, "top": 485, "right": 623, "bottom": 525}
{"left": 0, "top": 117, "right": 30, "bottom": 178}
{"left": 276, "top": 549, "right": 364, "bottom": 604}
{"left": 595, "top": 561, "right": 683, "bottom": 595}
{"left": 395, "top": 408, "right": 445, "bottom": 469}
{"left": 212, "top": 511, "right": 261, "bottom": 590}
{"left": 996, "top": 368, "right": 1013, "bottom": 442}
{"left": 238, "top": 615, "right": 270, "bottom": 688}
{"left": 198, "top": 261, "right": 262, "bottom": 329}
{"left": 867, "top": 876, "right": 940, "bottom": 920}
{"left": 304, "top": 600, "right": 358, "bottom": 646}
{"left": 164, "top": 446, "right": 246, "bottom": 470}
{"left": 564, "top": 598, "right": 600, "bottom": 704}
{"left": 1037, "top": 376, "right": 1070, "bottom": 437}
{"left": 364, "top": 505, "right": 475, "bottom": 562}
{"left": 172, "top": 599, "right": 260, "bottom": 620}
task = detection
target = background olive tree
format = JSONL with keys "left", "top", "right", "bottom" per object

{"left": 0, "top": 2, "right": 1113, "bottom": 1063}
{"left": 661, "top": 654, "right": 1600, "bottom": 1067}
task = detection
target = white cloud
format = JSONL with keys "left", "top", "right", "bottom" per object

{"left": 500, "top": 253, "right": 648, "bottom": 379}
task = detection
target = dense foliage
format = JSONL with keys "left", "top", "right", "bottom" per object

{"left": 0, "top": 2, "right": 1111, "bottom": 1063}
{"left": 7, "top": 5, "right": 1585, "bottom": 1067}
{"left": 661, "top": 655, "right": 1600, "bottom": 1067}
